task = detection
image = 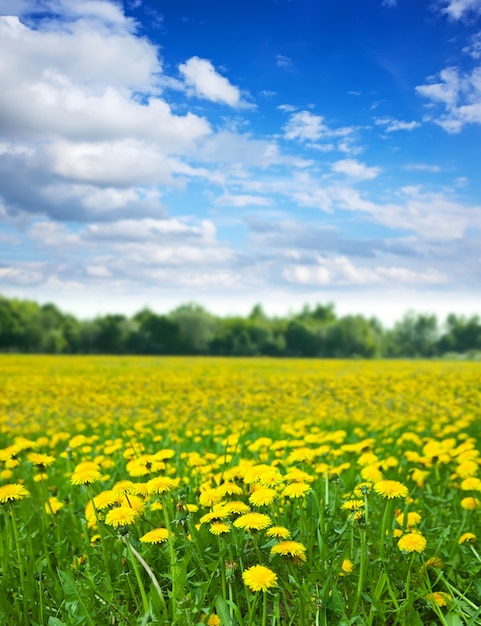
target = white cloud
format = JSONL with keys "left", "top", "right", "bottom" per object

{"left": 283, "top": 111, "right": 330, "bottom": 142}
{"left": 331, "top": 159, "right": 381, "bottom": 180}
{"left": 439, "top": 0, "right": 481, "bottom": 19}
{"left": 214, "top": 194, "right": 273, "bottom": 207}
{"left": 282, "top": 256, "right": 447, "bottom": 286}
{"left": 375, "top": 117, "right": 421, "bottom": 132}
{"left": 178, "top": 56, "right": 245, "bottom": 107}
{"left": 416, "top": 66, "right": 481, "bottom": 132}
{"left": 283, "top": 110, "right": 354, "bottom": 148}
{"left": 276, "top": 54, "right": 294, "bottom": 69}
{"left": 404, "top": 163, "right": 441, "bottom": 172}
{"left": 463, "top": 31, "right": 481, "bottom": 59}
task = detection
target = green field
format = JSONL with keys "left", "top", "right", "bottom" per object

{"left": 1, "top": 356, "right": 481, "bottom": 625}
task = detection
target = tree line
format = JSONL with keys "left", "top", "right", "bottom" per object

{"left": 1, "top": 295, "right": 480, "bottom": 358}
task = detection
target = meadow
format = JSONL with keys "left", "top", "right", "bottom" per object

{"left": 1, "top": 356, "right": 481, "bottom": 626}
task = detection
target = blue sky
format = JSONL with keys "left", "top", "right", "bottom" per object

{"left": 1, "top": 0, "right": 481, "bottom": 324}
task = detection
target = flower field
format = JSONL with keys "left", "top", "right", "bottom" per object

{"left": 1, "top": 356, "right": 481, "bottom": 626}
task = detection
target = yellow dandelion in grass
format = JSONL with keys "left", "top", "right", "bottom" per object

{"left": 146, "top": 476, "right": 180, "bottom": 495}
{"left": 374, "top": 480, "right": 409, "bottom": 500}
{"left": 220, "top": 501, "right": 250, "bottom": 515}
{"left": 104, "top": 505, "right": 139, "bottom": 528}
{"left": 271, "top": 540, "right": 307, "bottom": 562}
{"left": 249, "top": 487, "right": 278, "bottom": 507}
{"left": 458, "top": 532, "right": 476, "bottom": 545}
{"left": 207, "top": 614, "right": 221, "bottom": 626}
{"left": 242, "top": 564, "right": 278, "bottom": 592}
{"left": 0, "top": 483, "right": 30, "bottom": 503}
{"left": 425, "top": 592, "right": 451, "bottom": 607}
{"left": 398, "top": 532, "right": 427, "bottom": 553}
{"left": 266, "top": 526, "right": 291, "bottom": 539}
{"left": 218, "top": 482, "right": 243, "bottom": 497}
{"left": 71, "top": 463, "right": 102, "bottom": 486}
{"left": 45, "top": 496, "right": 64, "bottom": 514}
{"left": 94, "top": 490, "right": 119, "bottom": 510}
{"left": 209, "top": 522, "right": 230, "bottom": 536}
{"left": 456, "top": 460, "right": 479, "bottom": 478}
{"left": 258, "top": 470, "right": 283, "bottom": 487}
{"left": 200, "top": 507, "right": 230, "bottom": 524}
{"left": 118, "top": 494, "right": 145, "bottom": 515}
{"left": 460, "top": 477, "right": 481, "bottom": 491}
{"left": 283, "top": 469, "right": 315, "bottom": 483}
{"left": 361, "top": 464, "right": 383, "bottom": 483}
{"left": 341, "top": 499, "right": 364, "bottom": 511}
{"left": 140, "top": 528, "right": 170, "bottom": 544}
{"left": 340, "top": 559, "right": 353, "bottom": 575}
{"left": 461, "top": 497, "right": 481, "bottom": 510}
{"left": 233, "top": 512, "right": 272, "bottom": 531}
{"left": 27, "top": 452, "right": 56, "bottom": 468}
{"left": 282, "top": 482, "right": 311, "bottom": 499}
{"left": 420, "top": 556, "right": 444, "bottom": 573}
{"left": 395, "top": 511, "right": 422, "bottom": 527}
{"left": 199, "top": 488, "right": 223, "bottom": 507}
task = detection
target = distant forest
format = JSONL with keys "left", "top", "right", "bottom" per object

{"left": 1, "top": 294, "right": 481, "bottom": 358}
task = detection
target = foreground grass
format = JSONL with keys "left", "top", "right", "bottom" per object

{"left": 1, "top": 356, "right": 481, "bottom": 625}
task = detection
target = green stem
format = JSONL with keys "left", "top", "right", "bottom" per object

{"left": 162, "top": 498, "right": 180, "bottom": 624}
{"left": 127, "top": 541, "right": 151, "bottom": 617}
{"left": 9, "top": 504, "right": 28, "bottom": 623}
{"left": 351, "top": 526, "right": 367, "bottom": 618}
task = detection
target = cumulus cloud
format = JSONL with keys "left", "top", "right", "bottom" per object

{"left": 439, "top": 0, "right": 481, "bottom": 19}
{"left": 331, "top": 159, "right": 381, "bottom": 180}
{"left": 416, "top": 66, "right": 481, "bottom": 132}
{"left": 178, "top": 56, "right": 245, "bottom": 107}
{"left": 282, "top": 110, "right": 355, "bottom": 149}
{"left": 282, "top": 256, "right": 447, "bottom": 286}
{"left": 375, "top": 117, "right": 421, "bottom": 132}
{"left": 463, "top": 31, "right": 481, "bottom": 59}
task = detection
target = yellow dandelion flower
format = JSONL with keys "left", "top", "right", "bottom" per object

{"left": 420, "top": 556, "right": 444, "bottom": 572}
{"left": 93, "top": 490, "right": 119, "bottom": 509}
{"left": 361, "top": 464, "right": 383, "bottom": 483}
{"left": 461, "top": 497, "right": 481, "bottom": 510}
{"left": 425, "top": 592, "right": 451, "bottom": 607}
{"left": 140, "top": 528, "right": 170, "bottom": 544}
{"left": 104, "top": 505, "right": 139, "bottom": 528}
{"left": 45, "top": 496, "right": 64, "bottom": 514}
{"left": 271, "top": 541, "right": 307, "bottom": 561}
{"left": 200, "top": 507, "right": 229, "bottom": 524}
{"left": 461, "top": 477, "right": 481, "bottom": 491}
{"left": 340, "top": 559, "right": 353, "bottom": 575}
{"left": 266, "top": 526, "right": 291, "bottom": 539}
{"left": 207, "top": 614, "right": 221, "bottom": 626}
{"left": 282, "top": 482, "right": 311, "bottom": 499}
{"left": 146, "top": 476, "right": 180, "bottom": 495}
{"left": 199, "top": 488, "right": 223, "bottom": 507}
{"left": 209, "top": 522, "right": 230, "bottom": 535}
{"left": 218, "top": 482, "right": 243, "bottom": 497}
{"left": 249, "top": 488, "right": 278, "bottom": 507}
{"left": 398, "top": 532, "right": 427, "bottom": 553}
{"left": 27, "top": 452, "right": 56, "bottom": 467}
{"left": 341, "top": 499, "right": 364, "bottom": 511}
{"left": 395, "top": 511, "right": 422, "bottom": 527}
{"left": 233, "top": 512, "right": 272, "bottom": 531}
{"left": 0, "top": 483, "right": 30, "bottom": 503}
{"left": 283, "top": 469, "right": 315, "bottom": 483}
{"left": 458, "top": 532, "right": 476, "bottom": 545}
{"left": 71, "top": 468, "right": 102, "bottom": 485}
{"left": 222, "top": 501, "right": 251, "bottom": 515}
{"left": 242, "top": 564, "right": 278, "bottom": 592}
{"left": 374, "top": 480, "right": 409, "bottom": 499}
